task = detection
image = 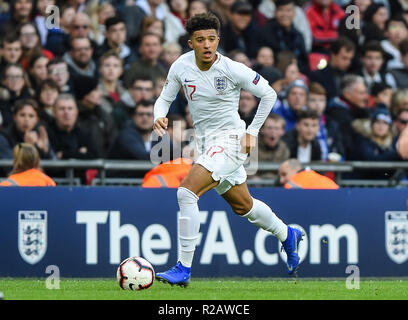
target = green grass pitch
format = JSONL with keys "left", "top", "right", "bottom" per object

{"left": 1, "top": 278, "right": 408, "bottom": 300}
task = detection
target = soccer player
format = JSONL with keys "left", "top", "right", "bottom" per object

{"left": 153, "top": 13, "right": 303, "bottom": 286}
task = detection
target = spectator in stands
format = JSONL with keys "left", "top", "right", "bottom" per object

{"left": 47, "top": 57, "right": 73, "bottom": 94}
{"left": 254, "top": 0, "right": 312, "bottom": 52}
{"left": 136, "top": 0, "right": 168, "bottom": 21}
{"left": 239, "top": 90, "right": 258, "bottom": 127}
{"left": 389, "top": 39, "right": 408, "bottom": 89}
{"left": 227, "top": 49, "right": 252, "bottom": 67}
{"left": 1, "top": 98, "right": 52, "bottom": 159}
{"left": 87, "top": 1, "right": 116, "bottom": 46}
{"left": 160, "top": 42, "right": 182, "bottom": 71}
{"left": 0, "top": 34, "right": 23, "bottom": 73}
{"left": 154, "top": 75, "right": 167, "bottom": 98}
{"left": 310, "top": 37, "right": 356, "bottom": 100}
{"left": 278, "top": 158, "right": 339, "bottom": 189}
{"left": 272, "top": 51, "right": 302, "bottom": 97}
{"left": 69, "top": 12, "right": 92, "bottom": 39}
{"left": 99, "top": 51, "right": 126, "bottom": 114}
{"left": 74, "top": 77, "right": 116, "bottom": 159}
{"left": 282, "top": 109, "right": 322, "bottom": 163}
{"left": 164, "top": 0, "right": 188, "bottom": 44}
{"left": 352, "top": 108, "right": 401, "bottom": 178}
{"left": 362, "top": 3, "right": 388, "bottom": 43}
{"left": 18, "top": 22, "right": 53, "bottom": 70}
{"left": 393, "top": 109, "right": 408, "bottom": 138}
{"left": 69, "top": 0, "right": 86, "bottom": 13}
{"left": 219, "top": 0, "right": 260, "bottom": 59}
{"left": 368, "top": 82, "right": 392, "bottom": 111}
{"left": 356, "top": 40, "right": 396, "bottom": 93}
{"left": 47, "top": 94, "right": 97, "bottom": 160}
{"left": 304, "top": 0, "right": 345, "bottom": 53}
{"left": 166, "top": 113, "right": 187, "bottom": 159}
{"left": 210, "top": 0, "right": 235, "bottom": 27}
{"left": 253, "top": 46, "right": 274, "bottom": 70}
{"left": 98, "top": 16, "right": 136, "bottom": 70}
{"left": 124, "top": 32, "right": 166, "bottom": 88}
{"left": 139, "top": 16, "right": 165, "bottom": 43}
{"left": 391, "top": 88, "right": 408, "bottom": 117}
{"left": 122, "top": 1, "right": 146, "bottom": 48}
{"left": 112, "top": 74, "right": 155, "bottom": 130}
{"left": 0, "top": 0, "right": 33, "bottom": 38}
{"left": 255, "top": 114, "right": 290, "bottom": 179}
{"left": 36, "top": 79, "right": 59, "bottom": 126}
{"left": 381, "top": 15, "right": 408, "bottom": 70}
{"left": 108, "top": 99, "right": 161, "bottom": 160}
{"left": 326, "top": 75, "right": 371, "bottom": 159}
{"left": 63, "top": 37, "right": 98, "bottom": 83}
{"left": 273, "top": 79, "right": 308, "bottom": 132}
{"left": 261, "top": 0, "right": 309, "bottom": 75}
{"left": 0, "top": 63, "right": 34, "bottom": 128}
{"left": 0, "top": 143, "right": 56, "bottom": 186}
{"left": 28, "top": 54, "right": 49, "bottom": 91}
{"left": 307, "top": 82, "right": 344, "bottom": 161}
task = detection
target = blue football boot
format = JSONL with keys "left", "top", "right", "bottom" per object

{"left": 281, "top": 226, "right": 304, "bottom": 275}
{"left": 156, "top": 261, "right": 191, "bottom": 287}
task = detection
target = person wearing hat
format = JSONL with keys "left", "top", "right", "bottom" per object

{"left": 272, "top": 79, "right": 308, "bottom": 132}
{"left": 352, "top": 108, "right": 401, "bottom": 178}
{"left": 74, "top": 75, "right": 116, "bottom": 158}
{"left": 219, "top": 0, "right": 261, "bottom": 59}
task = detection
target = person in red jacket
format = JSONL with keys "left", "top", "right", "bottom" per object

{"left": 304, "top": 0, "right": 345, "bottom": 53}
{"left": 0, "top": 143, "right": 56, "bottom": 186}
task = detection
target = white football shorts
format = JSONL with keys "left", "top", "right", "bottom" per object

{"left": 195, "top": 129, "right": 248, "bottom": 195}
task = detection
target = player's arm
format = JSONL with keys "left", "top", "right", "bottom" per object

{"left": 231, "top": 62, "right": 278, "bottom": 153}
{"left": 153, "top": 64, "right": 182, "bottom": 137}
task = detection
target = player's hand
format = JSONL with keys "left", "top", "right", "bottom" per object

{"left": 240, "top": 133, "right": 257, "bottom": 155}
{"left": 153, "top": 117, "right": 168, "bottom": 137}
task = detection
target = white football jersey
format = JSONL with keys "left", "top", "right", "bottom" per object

{"left": 156, "top": 50, "right": 275, "bottom": 149}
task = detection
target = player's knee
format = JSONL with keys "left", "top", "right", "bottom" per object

{"left": 177, "top": 187, "right": 199, "bottom": 205}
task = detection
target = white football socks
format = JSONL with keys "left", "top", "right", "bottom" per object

{"left": 243, "top": 198, "right": 288, "bottom": 242}
{"left": 177, "top": 187, "right": 200, "bottom": 268}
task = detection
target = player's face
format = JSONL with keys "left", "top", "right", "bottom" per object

{"left": 188, "top": 29, "right": 220, "bottom": 69}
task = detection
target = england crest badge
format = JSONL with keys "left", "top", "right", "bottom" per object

{"left": 18, "top": 211, "right": 47, "bottom": 264}
{"left": 385, "top": 211, "right": 408, "bottom": 264}
{"left": 214, "top": 76, "right": 227, "bottom": 92}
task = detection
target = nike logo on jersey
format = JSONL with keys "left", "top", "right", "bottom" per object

{"left": 184, "top": 79, "right": 194, "bottom": 82}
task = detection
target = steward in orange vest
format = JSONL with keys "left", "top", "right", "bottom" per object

{"left": 142, "top": 158, "right": 192, "bottom": 188}
{"left": 0, "top": 143, "right": 56, "bottom": 187}
{"left": 285, "top": 169, "right": 339, "bottom": 189}
{"left": 0, "top": 168, "right": 56, "bottom": 186}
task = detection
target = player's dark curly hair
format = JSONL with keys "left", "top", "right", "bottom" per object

{"left": 186, "top": 13, "right": 220, "bottom": 36}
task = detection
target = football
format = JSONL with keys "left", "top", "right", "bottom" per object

{"left": 116, "top": 256, "right": 155, "bottom": 290}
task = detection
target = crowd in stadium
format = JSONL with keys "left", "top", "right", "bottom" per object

{"left": 0, "top": 0, "right": 408, "bottom": 182}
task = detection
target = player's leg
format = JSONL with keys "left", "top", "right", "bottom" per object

{"left": 176, "top": 164, "right": 218, "bottom": 267}
{"left": 156, "top": 164, "right": 218, "bottom": 286}
{"left": 221, "top": 182, "right": 304, "bottom": 275}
